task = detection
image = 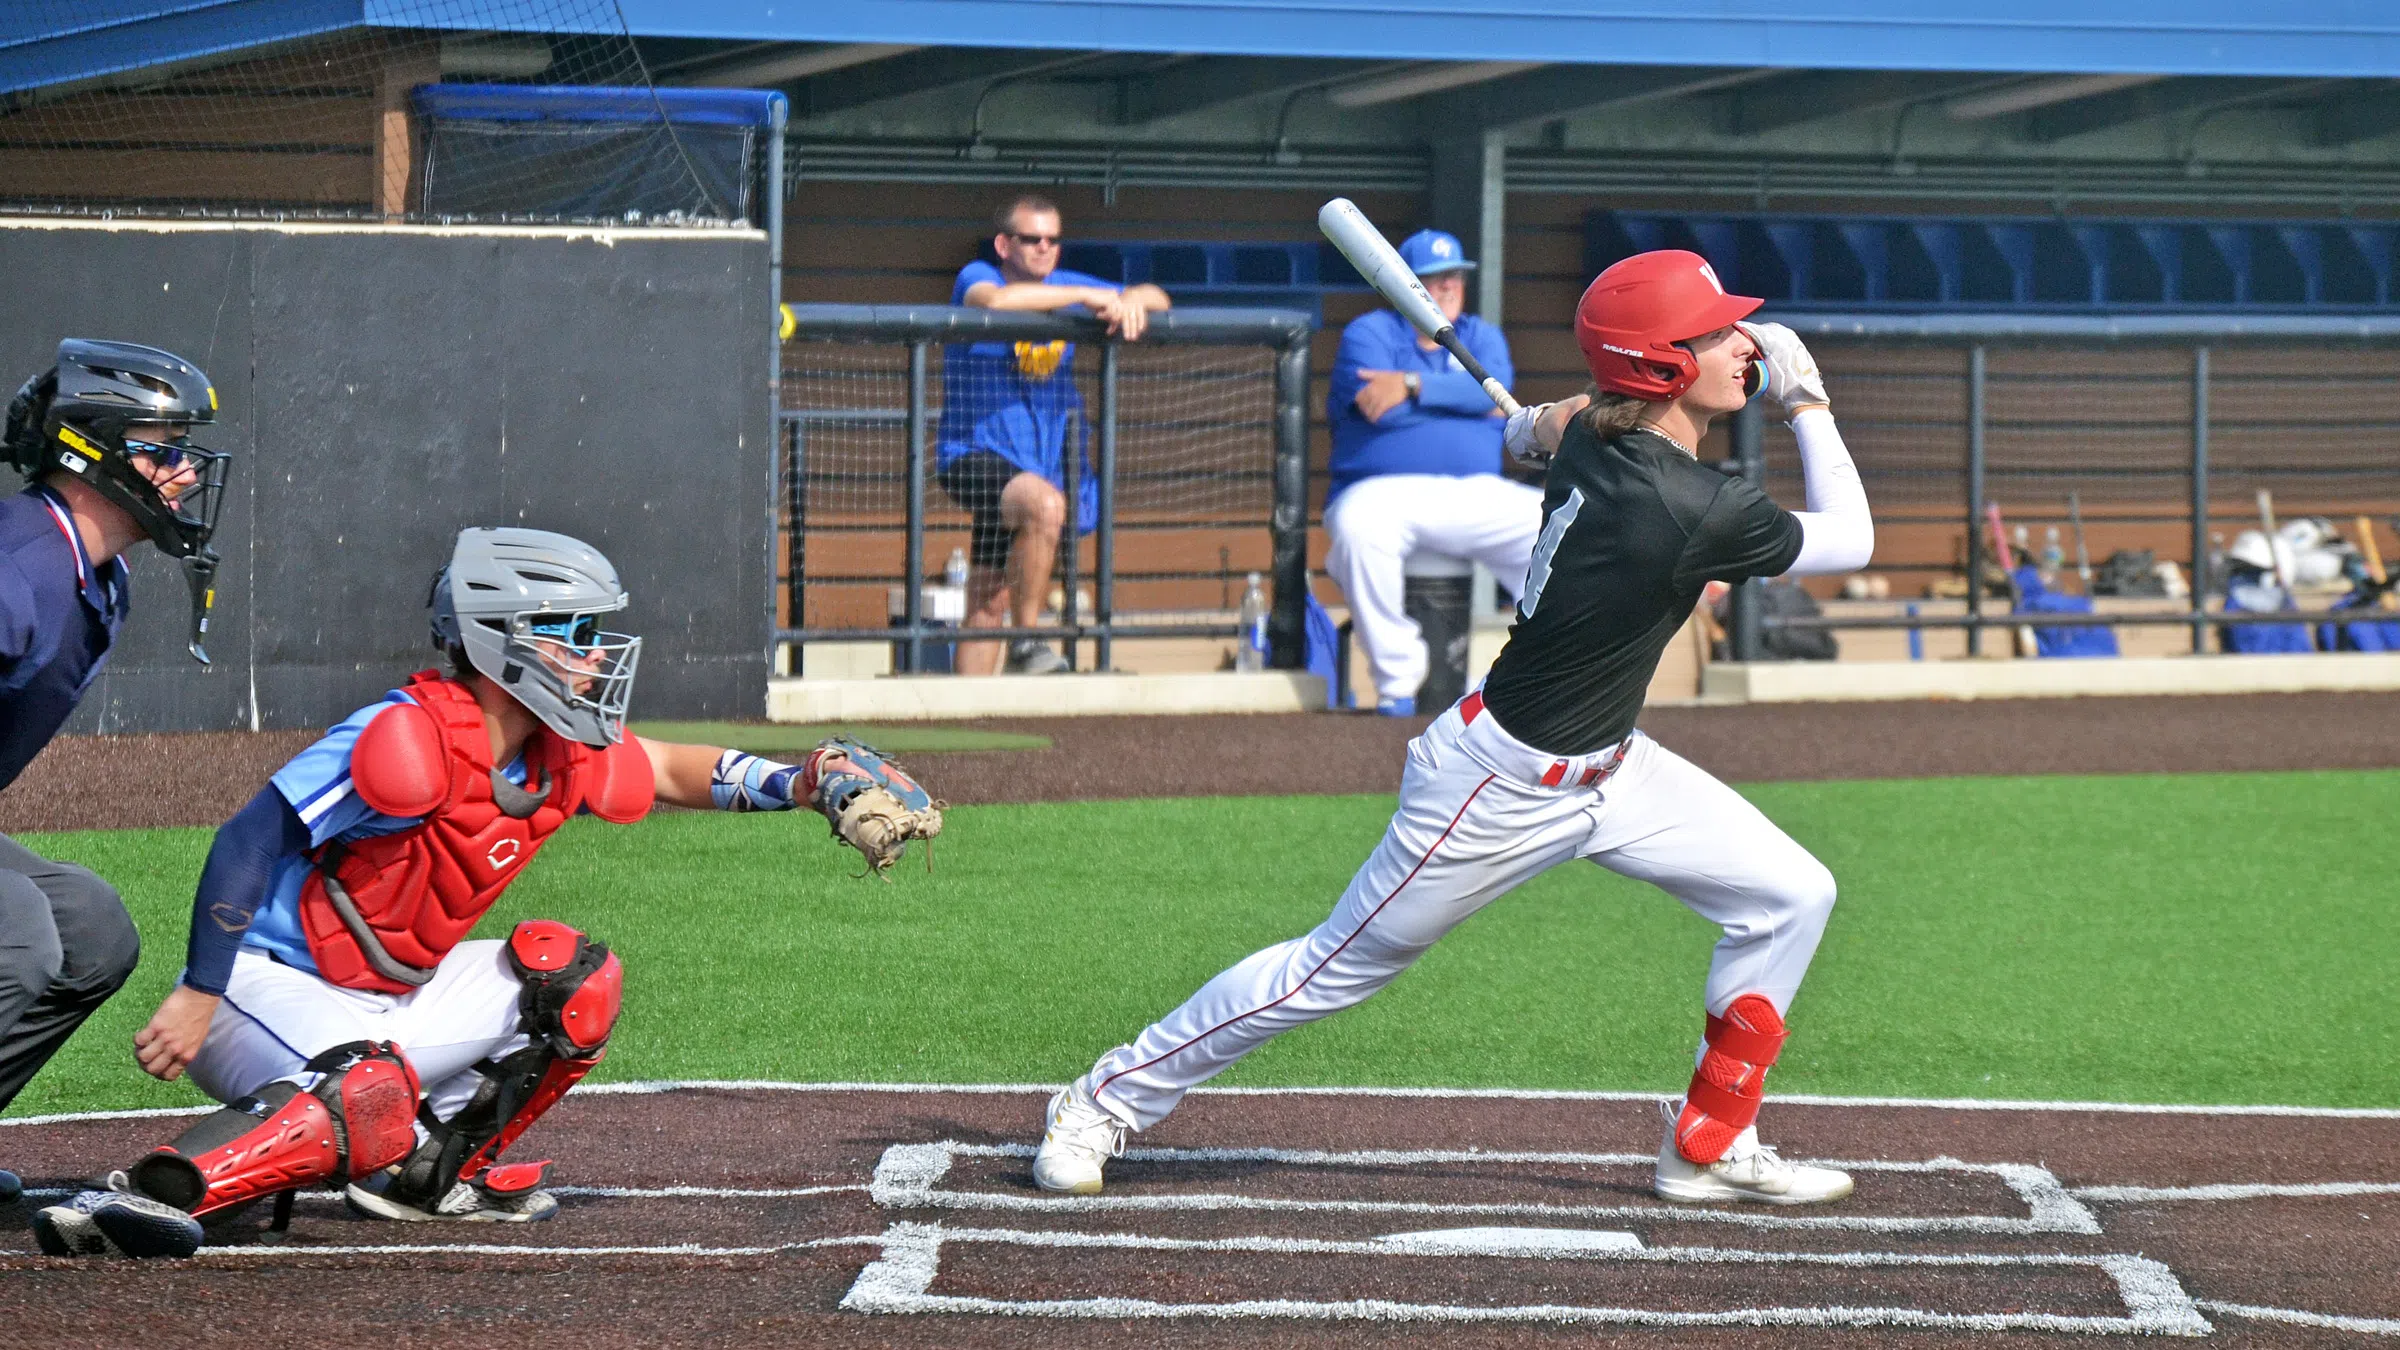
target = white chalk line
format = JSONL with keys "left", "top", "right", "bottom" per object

{"left": 12, "top": 1078, "right": 2399, "bottom": 1128}
{"left": 190, "top": 1236, "right": 880, "bottom": 1260}
{"left": 839, "top": 1222, "right": 2211, "bottom": 1335}
{"left": 2198, "top": 1301, "right": 2400, "bottom": 1335}
{"left": 872, "top": 1140, "right": 2104, "bottom": 1235}
{"left": 20, "top": 1182, "right": 870, "bottom": 1203}
{"left": 2076, "top": 1180, "right": 2400, "bottom": 1203}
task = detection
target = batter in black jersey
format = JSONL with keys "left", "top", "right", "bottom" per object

{"left": 1033, "top": 248, "right": 1876, "bottom": 1211}
{"left": 1483, "top": 422, "right": 1802, "bottom": 755}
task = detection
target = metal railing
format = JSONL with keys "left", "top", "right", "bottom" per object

{"left": 776, "top": 304, "right": 1312, "bottom": 672}
{"left": 1725, "top": 313, "right": 2400, "bottom": 658}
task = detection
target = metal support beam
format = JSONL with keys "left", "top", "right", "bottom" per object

{"left": 1329, "top": 61, "right": 1543, "bottom": 109}
{"left": 1113, "top": 55, "right": 1365, "bottom": 125}
{"left": 1422, "top": 63, "right": 1770, "bottom": 132}
{"left": 2316, "top": 82, "right": 2400, "bottom": 147}
{"left": 794, "top": 46, "right": 1083, "bottom": 118}
{"left": 686, "top": 42, "right": 921, "bottom": 89}
{"left": 1429, "top": 130, "right": 1505, "bottom": 323}
{"left": 1729, "top": 70, "right": 2009, "bottom": 135}
{"left": 1945, "top": 73, "right": 2161, "bottom": 120}
{"left": 2027, "top": 75, "right": 2335, "bottom": 142}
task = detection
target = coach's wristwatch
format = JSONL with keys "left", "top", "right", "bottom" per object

{"left": 1403, "top": 373, "right": 1421, "bottom": 400}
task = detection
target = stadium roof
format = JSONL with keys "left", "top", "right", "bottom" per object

{"left": 9, "top": 2, "right": 2400, "bottom": 97}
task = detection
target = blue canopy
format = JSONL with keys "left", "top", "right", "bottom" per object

{"left": 412, "top": 85, "right": 785, "bottom": 128}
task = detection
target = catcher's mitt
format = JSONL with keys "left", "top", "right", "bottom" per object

{"left": 801, "top": 738, "right": 944, "bottom": 876}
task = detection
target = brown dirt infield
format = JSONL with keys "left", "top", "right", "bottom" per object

{"left": 8, "top": 690, "right": 2400, "bottom": 832}
{"left": 3, "top": 1085, "right": 2394, "bottom": 1346}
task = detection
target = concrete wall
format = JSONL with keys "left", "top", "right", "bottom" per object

{"left": 0, "top": 217, "right": 772, "bottom": 734}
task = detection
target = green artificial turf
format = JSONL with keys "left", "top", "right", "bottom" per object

{"left": 627, "top": 720, "right": 1048, "bottom": 754}
{"left": 10, "top": 769, "right": 2397, "bottom": 1117}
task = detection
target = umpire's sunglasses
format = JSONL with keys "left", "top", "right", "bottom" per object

{"left": 123, "top": 434, "right": 194, "bottom": 470}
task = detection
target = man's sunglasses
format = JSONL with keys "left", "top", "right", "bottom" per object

{"left": 123, "top": 434, "right": 193, "bottom": 470}
{"left": 523, "top": 613, "right": 605, "bottom": 652}
{"left": 1008, "top": 232, "right": 1062, "bottom": 247}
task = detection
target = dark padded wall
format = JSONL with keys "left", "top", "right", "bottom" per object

{"left": 0, "top": 221, "right": 770, "bottom": 733}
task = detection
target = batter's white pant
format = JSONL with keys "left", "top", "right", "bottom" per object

{"left": 1324, "top": 474, "right": 1546, "bottom": 702}
{"left": 1086, "top": 695, "right": 1837, "bottom": 1131}
{"left": 192, "top": 942, "right": 532, "bottom": 1126}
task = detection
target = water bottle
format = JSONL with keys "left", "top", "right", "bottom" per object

{"left": 944, "top": 547, "right": 969, "bottom": 589}
{"left": 1236, "top": 573, "right": 1268, "bottom": 672}
{"left": 2040, "top": 527, "right": 2064, "bottom": 583}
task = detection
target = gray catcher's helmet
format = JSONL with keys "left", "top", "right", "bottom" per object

{"left": 429, "top": 528, "right": 641, "bottom": 747}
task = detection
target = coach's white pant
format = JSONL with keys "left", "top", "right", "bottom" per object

{"left": 1325, "top": 474, "right": 1545, "bottom": 702}
{"left": 1086, "top": 698, "right": 1838, "bottom": 1131}
{"left": 191, "top": 942, "right": 531, "bottom": 1125}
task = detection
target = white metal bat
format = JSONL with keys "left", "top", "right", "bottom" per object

{"left": 1317, "top": 197, "right": 1521, "bottom": 417}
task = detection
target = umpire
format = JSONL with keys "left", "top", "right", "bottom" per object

{"left": 0, "top": 340, "right": 231, "bottom": 1199}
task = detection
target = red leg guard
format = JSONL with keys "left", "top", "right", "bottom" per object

{"left": 457, "top": 1049, "right": 602, "bottom": 1183}
{"left": 129, "top": 1041, "right": 421, "bottom": 1217}
{"left": 1673, "top": 994, "right": 1787, "bottom": 1165}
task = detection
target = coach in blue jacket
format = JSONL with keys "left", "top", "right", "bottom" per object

{"left": 1325, "top": 229, "right": 1542, "bottom": 715}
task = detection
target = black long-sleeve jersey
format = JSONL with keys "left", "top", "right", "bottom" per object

{"left": 1480, "top": 421, "right": 1804, "bottom": 756}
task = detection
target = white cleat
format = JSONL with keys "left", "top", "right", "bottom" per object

{"left": 1652, "top": 1101, "right": 1853, "bottom": 1207}
{"left": 1032, "top": 1080, "right": 1127, "bottom": 1195}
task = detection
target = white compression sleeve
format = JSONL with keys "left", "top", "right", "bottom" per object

{"left": 1782, "top": 406, "right": 1875, "bottom": 576}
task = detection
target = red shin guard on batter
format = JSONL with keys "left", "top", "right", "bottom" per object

{"left": 127, "top": 1041, "right": 421, "bottom": 1217}
{"left": 1673, "top": 994, "right": 1786, "bottom": 1165}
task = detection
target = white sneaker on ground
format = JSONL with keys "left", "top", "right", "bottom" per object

{"left": 1651, "top": 1100, "right": 1853, "bottom": 1206}
{"left": 1004, "top": 640, "right": 1070, "bottom": 675}
{"left": 1032, "top": 1080, "right": 1127, "bottom": 1195}
{"left": 32, "top": 1171, "right": 204, "bottom": 1258}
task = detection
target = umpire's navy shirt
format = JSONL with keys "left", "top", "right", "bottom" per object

{"left": 0, "top": 484, "right": 128, "bottom": 790}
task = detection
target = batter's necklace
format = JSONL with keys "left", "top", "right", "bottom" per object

{"left": 1637, "top": 421, "right": 1696, "bottom": 458}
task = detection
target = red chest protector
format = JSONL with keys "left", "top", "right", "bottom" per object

{"left": 298, "top": 671, "right": 654, "bottom": 994}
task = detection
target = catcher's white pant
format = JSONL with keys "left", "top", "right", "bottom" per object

{"left": 1087, "top": 694, "right": 1837, "bottom": 1131}
{"left": 190, "top": 942, "right": 532, "bottom": 1125}
{"left": 1325, "top": 473, "right": 1546, "bottom": 702}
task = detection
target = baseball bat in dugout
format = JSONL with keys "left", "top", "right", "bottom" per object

{"left": 2355, "top": 514, "right": 2397, "bottom": 610}
{"left": 1317, "top": 198, "right": 1521, "bottom": 417}
{"left": 2068, "top": 491, "right": 2092, "bottom": 587}
{"left": 1985, "top": 502, "right": 2038, "bottom": 657}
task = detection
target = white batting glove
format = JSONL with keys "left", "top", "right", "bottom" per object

{"left": 1503, "top": 402, "right": 1555, "bottom": 470}
{"left": 1742, "top": 321, "right": 1829, "bottom": 418}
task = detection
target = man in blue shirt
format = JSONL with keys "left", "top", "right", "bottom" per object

{"left": 940, "top": 194, "right": 1171, "bottom": 675}
{"left": 0, "top": 339, "right": 231, "bottom": 1201}
{"left": 1325, "top": 229, "right": 1543, "bottom": 715}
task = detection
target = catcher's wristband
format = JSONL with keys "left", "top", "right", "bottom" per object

{"left": 710, "top": 750, "right": 802, "bottom": 812}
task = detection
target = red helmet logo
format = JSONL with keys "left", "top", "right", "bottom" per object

{"left": 1574, "top": 250, "right": 1762, "bottom": 401}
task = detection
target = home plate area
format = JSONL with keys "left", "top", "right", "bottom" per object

{"left": 4, "top": 1086, "right": 2399, "bottom": 1347}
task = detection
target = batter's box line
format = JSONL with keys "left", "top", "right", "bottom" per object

{"left": 870, "top": 1142, "right": 2102, "bottom": 1235}
{"left": 838, "top": 1221, "right": 2208, "bottom": 1335}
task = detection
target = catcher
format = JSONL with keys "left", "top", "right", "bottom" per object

{"left": 33, "top": 526, "right": 939, "bottom": 1259}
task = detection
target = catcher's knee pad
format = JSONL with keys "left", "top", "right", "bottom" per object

{"left": 507, "top": 919, "right": 621, "bottom": 1057}
{"left": 1673, "top": 994, "right": 1786, "bottom": 1165}
{"left": 128, "top": 1041, "right": 420, "bottom": 1217}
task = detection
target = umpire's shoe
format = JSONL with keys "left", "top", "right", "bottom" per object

{"left": 345, "top": 1161, "right": 560, "bottom": 1224}
{"left": 32, "top": 1172, "right": 204, "bottom": 1258}
{"left": 1033, "top": 1078, "right": 1128, "bottom": 1195}
{"left": 1651, "top": 1101, "right": 1853, "bottom": 1206}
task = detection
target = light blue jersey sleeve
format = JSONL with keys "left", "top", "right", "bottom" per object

{"left": 272, "top": 692, "right": 422, "bottom": 847}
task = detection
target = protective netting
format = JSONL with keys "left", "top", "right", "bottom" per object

{"left": 0, "top": 1, "right": 736, "bottom": 223}
{"left": 779, "top": 338, "right": 1283, "bottom": 637}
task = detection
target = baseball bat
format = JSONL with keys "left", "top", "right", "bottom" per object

{"left": 2354, "top": 514, "right": 2397, "bottom": 610}
{"left": 2256, "top": 488, "right": 2293, "bottom": 591}
{"left": 1985, "top": 502, "right": 2037, "bottom": 656}
{"left": 1317, "top": 198, "right": 1521, "bottom": 417}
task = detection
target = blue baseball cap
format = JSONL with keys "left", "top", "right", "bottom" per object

{"left": 1398, "top": 229, "right": 1477, "bottom": 276}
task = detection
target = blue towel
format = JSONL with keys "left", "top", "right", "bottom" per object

{"left": 1304, "top": 592, "right": 1344, "bottom": 708}
{"left": 2012, "top": 568, "right": 2118, "bottom": 658}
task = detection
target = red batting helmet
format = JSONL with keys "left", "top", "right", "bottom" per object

{"left": 1575, "top": 250, "right": 1762, "bottom": 401}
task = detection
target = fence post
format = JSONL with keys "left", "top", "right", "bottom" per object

{"left": 1729, "top": 398, "right": 1764, "bottom": 661}
{"left": 1267, "top": 330, "right": 1310, "bottom": 669}
{"left": 785, "top": 416, "right": 805, "bottom": 675}
{"left": 763, "top": 95, "right": 787, "bottom": 675}
{"left": 903, "top": 340, "right": 928, "bottom": 674}
{"left": 2190, "top": 344, "right": 2210, "bottom": 654}
{"left": 1095, "top": 341, "right": 1120, "bottom": 672}
{"left": 1965, "top": 344, "right": 1987, "bottom": 658}
{"left": 1057, "top": 350, "right": 1084, "bottom": 671}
